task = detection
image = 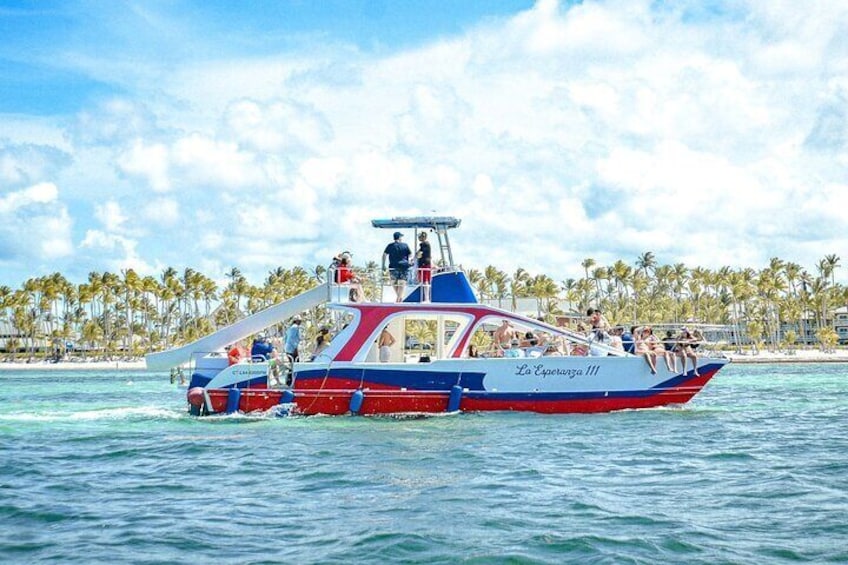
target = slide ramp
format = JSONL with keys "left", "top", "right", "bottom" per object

{"left": 145, "top": 283, "right": 331, "bottom": 371}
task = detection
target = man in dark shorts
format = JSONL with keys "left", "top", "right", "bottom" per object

{"left": 416, "top": 231, "right": 432, "bottom": 302}
{"left": 382, "top": 231, "right": 412, "bottom": 302}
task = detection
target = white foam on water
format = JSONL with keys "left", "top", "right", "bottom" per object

{"left": 0, "top": 405, "right": 185, "bottom": 422}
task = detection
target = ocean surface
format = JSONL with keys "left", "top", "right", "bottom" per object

{"left": 1, "top": 363, "right": 847, "bottom": 564}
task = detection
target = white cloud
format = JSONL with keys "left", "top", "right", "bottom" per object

{"left": 79, "top": 229, "right": 153, "bottom": 274}
{"left": 224, "top": 98, "right": 333, "bottom": 154}
{"left": 0, "top": 182, "right": 73, "bottom": 265}
{"left": 0, "top": 182, "right": 58, "bottom": 213}
{"left": 94, "top": 200, "right": 128, "bottom": 232}
{"left": 2, "top": 0, "right": 848, "bottom": 286}
{"left": 117, "top": 140, "right": 171, "bottom": 192}
{"left": 40, "top": 208, "right": 74, "bottom": 258}
{"left": 142, "top": 197, "right": 179, "bottom": 225}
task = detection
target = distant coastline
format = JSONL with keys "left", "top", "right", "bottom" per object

{"left": 2, "top": 349, "right": 848, "bottom": 371}
{"left": 725, "top": 350, "right": 848, "bottom": 364}
{"left": 0, "top": 359, "right": 147, "bottom": 371}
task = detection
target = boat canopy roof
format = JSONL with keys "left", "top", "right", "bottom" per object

{"left": 371, "top": 216, "right": 461, "bottom": 230}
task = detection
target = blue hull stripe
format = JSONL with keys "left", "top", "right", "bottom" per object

{"left": 296, "top": 367, "right": 486, "bottom": 390}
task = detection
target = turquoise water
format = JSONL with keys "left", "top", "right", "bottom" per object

{"left": 1, "top": 364, "right": 847, "bottom": 564}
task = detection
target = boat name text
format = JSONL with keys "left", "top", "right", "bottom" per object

{"left": 515, "top": 363, "right": 600, "bottom": 378}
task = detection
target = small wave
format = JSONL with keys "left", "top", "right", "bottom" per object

{"left": 0, "top": 406, "right": 185, "bottom": 423}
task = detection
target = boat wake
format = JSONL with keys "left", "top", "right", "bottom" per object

{"left": 0, "top": 405, "right": 185, "bottom": 423}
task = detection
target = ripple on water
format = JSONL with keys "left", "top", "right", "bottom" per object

{"left": 2, "top": 367, "right": 848, "bottom": 563}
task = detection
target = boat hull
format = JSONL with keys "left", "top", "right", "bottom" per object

{"left": 194, "top": 359, "right": 726, "bottom": 416}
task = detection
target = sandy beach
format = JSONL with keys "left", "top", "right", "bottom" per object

{"left": 2, "top": 349, "right": 848, "bottom": 371}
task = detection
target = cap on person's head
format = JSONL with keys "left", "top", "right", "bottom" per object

{"left": 393, "top": 231, "right": 403, "bottom": 240}
{"left": 418, "top": 232, "right": 427, "bottom": 239}
{"left": 293, "top": 315, "right": 302, "bottom": 323}
{"left": 340, "top": 251, "right": 351, "bottom": 259}
{"left": 511, "top": 339, "right": 520, "bottom": 346}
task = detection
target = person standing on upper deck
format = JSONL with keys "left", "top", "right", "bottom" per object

{"left": 416, "top": 231, "right": 432, "bottom": 302}
{"left": 382, "top": 231, "right": 412, "bottom": 302}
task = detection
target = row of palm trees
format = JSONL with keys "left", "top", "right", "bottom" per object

{"left": 0, "top": 252, "right": 844, "bottom": 359}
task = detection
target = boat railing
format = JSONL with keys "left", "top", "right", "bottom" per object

{"left": 325, "top": 264, "right": 438, "bottom": 303}
{"left": 326, "top": 266, "right": 366, "bottom": 302}
{"left": 187, "top": 349, "right": 293, "bottom": 387}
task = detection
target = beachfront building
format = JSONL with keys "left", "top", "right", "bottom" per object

{"left": 0, "top": 320, "right": 55, "bottom": 355}
{"left": 833, "top": 307, "right": 848, "bottom": 345}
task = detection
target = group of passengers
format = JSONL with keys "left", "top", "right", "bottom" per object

{"left": 626, "top": 325, "right": 702, "bottom": 375}
{"left": 480, "top": 308, "right": 703, "bottom": 373}
{"left": 381, "top": 231, "right": 433, "bottom": 303}
{"left": 482, "top": 319, "right": 567, "bottom": 358}
{"left": 224, "top": 316, "right": 336, "bottom": 385}
{"left": 571, "top": 309, "right": 703, "bottom": 374}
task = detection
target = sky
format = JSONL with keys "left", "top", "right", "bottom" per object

{"left": 1, "top": 0, "right": 847, "bottom": 289}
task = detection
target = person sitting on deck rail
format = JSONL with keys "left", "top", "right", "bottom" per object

{"left": 674, "top": 327, "right": 700, "bottom": 376}
{"left": 334, "top": 252, "right": 363, "bottom": 302}
{"left": 642, "top": 326, "right": 675, "bottom": 372}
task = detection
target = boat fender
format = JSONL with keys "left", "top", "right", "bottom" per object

{"left": 226, "top": 388, "right": 241, "bottom": 414}
{"left": 187, "top": 387, "right": 205, "bottom": 408}
{"left": 279, "top": 390, "right": 295, "bottom": 404}
{"left": 349, "top": 389, "right": 365, "bottom": 414}
{"left": 447, "top": 385, "right": 463, "bottom": 412}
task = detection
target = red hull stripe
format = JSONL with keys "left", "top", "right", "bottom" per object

{"left": 201, "top": 372, "right": 715, "bottom": 416}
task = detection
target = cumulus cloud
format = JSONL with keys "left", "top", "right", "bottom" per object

{"left": 79, "top": 229, "right": 153, "bottom": 274}
{"left": 117, "top": 139, "right": 171, "bottom": 192}
{"left": 0, "top": 182, "right": 73, "bottom": 263}
{"left": 94, "top": 200, "right": 128, "bottom": 232}
{"left": 0, "top": 143, "right": 71, "bottom": 186}
{"left": 142, "top": 197, "right": 179, "bottom": 225}
{"left": 2, "top": 0, "right": 848, "bottom": 285}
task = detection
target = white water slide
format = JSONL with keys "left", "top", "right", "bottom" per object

{"left": 145, "top": 283, "right": 331, "bottom": 371}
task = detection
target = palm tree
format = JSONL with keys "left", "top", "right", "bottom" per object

{"left": 510, "top": 268, "right": 530, "bottom": 311}
{"left": 466, "top": 268, "right": 484, "bottom": 300}
{"left": 581, "top": 258, "right": 595, "bottom": 308}
{"left": 824, "top": 254, "right": 840, "bottom": 287}
{"left": 636, "top": 252, "right": 656, "bottom": 278}
{"left": 590, "top": 266, "right": 608, "bottom": 307}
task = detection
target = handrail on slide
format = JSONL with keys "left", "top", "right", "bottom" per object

{"left": 145, "top": 282, "right": 332, "bottom": 371}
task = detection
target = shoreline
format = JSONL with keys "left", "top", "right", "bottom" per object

{"left": 0, "top": 359, "right": 148, "bottom": 371}
{"left": 2, "top": 350, "right": 848, "bottom": 371}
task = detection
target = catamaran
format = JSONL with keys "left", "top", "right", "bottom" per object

{"left": 145, "top": 216, "right": 730, "bottom": 416}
